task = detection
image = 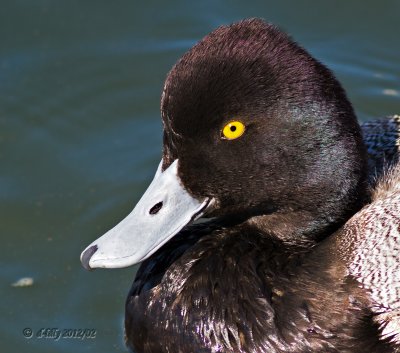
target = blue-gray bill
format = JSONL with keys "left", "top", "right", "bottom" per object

{"left": 80, "top": 160, "right": 211, "bottom": 269}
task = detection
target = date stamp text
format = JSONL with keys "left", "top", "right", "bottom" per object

{"left": 23, "top": 327, "right": 96, "bottom": 340}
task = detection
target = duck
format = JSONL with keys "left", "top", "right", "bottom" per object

{"left": 80, "top": 19, "right": 400, "bottom": 352}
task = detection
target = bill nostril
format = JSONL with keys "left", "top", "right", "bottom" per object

{"left": 149, "top": 201, "right": 163, "bottom": 215}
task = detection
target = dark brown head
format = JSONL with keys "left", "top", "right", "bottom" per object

{"left": 161, "top": 18, "right": 367, "bottom": 245}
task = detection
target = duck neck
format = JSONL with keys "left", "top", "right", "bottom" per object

{"left": 242, "top": 205, "right": 362, "bottom": 248}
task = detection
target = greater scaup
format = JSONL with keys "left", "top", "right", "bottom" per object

{"left": 81, "top": 19, "right": 400, "bottom": 352}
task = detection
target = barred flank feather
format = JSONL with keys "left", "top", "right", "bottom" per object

{"left": 339, "top": 156, "right": 400, "bottom": 346}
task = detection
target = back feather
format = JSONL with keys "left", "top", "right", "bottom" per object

{"left": 338, "top": 162, "right": 400, "bottom": 346}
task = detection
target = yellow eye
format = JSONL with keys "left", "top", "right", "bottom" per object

{"left": 221, "top": 121, "right": 246, "bottom": 140}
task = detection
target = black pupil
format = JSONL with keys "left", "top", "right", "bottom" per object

{"left": 230, "top": 125, "right": 237, "bottom": 132}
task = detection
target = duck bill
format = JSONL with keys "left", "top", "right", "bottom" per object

{"left": 80, "top": 160, "right": 210, "bottom": 270}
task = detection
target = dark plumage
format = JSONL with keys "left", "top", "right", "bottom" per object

{"left": 362, "top": 115, "right": 400, "bottom": 181}
{"left": 80, "top": 19, "right": 400, "bottom": 352}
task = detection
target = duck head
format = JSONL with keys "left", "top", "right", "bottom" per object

{"left": 81, "top": 18, "right": 367, "bottom": 270}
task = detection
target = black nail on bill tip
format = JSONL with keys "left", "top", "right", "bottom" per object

{"left": 81, "top": 245, "right": 98, "bottom": 271}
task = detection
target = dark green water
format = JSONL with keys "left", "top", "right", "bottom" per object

{"left": 1, "top": 1, "right": 399, "bottom": 352}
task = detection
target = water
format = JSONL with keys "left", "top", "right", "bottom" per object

{"left": 1, "top": 1, "right": 399, "bottom": 352}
